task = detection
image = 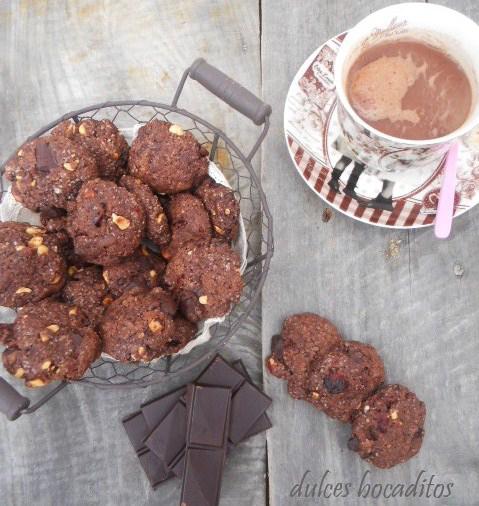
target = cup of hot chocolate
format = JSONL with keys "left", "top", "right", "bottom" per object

{"left": 334, "top": 3, "right": 479, "bottom": 174}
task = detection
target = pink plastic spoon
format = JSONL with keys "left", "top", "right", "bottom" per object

{"left": 434, "top": 143, "right": 460, "bottom": 239}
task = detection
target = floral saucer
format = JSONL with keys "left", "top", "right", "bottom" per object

{"left": 284, "top": 32, "right": 479, "bottom": 228}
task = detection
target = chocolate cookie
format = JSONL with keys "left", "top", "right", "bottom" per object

{"left": 266, "top": 313, "right": 342, "bottom": 399}
{"left": 128, "top": 120, "right": 209, "bottom": 194}
{"left": 119, "top": 175, "right": 170, "bottom": 247}
{"left": 194, "top": 176, "right": 240, "bottom": 242}
{"left": 67, "top": 179, "right": 145, "bottom": 265}
{"left": 161, "top": 193, "right": 212, "bottom": 260}
{"left": 164, "top": 240, "right": 243, "bottom": 322}
{"left": 52, "top": 119, "right": 129, "bottom": 180}
{"left": 307, "top": 341, "right": 385, "bottom": 422}
{"left": 61, "top": 266, "right": 108, "bottom": 326}
{"left": 0, "top": 222, "right": 66, "bottom": 308}
{"left": 2, "top": 299, "right": 101, "bottom": 387}
{"left": 5, "top": 136, "right": 98, "bottom": 211}
{"left": 349, "top": 384, "right": 426, "bottom": 468}
{"left": 102, "top": 248, "right": 166, "bottom": 298}
{"left": 99, "top": 286, "right": 177, "bottom": 362}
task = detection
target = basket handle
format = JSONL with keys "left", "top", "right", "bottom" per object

{"left": 0, "top": 378, "right": 30, "bottom": 421}
{"left": 188, "top": 58, "right": 271, "bottom": 126}
{"left": 0, "top": 378, "right": 68, "bottom": 421}
{"left": 172, "top": 58, "right": 271, "bottom": 161}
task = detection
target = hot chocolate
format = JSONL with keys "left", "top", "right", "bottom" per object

{"left": 346, "top": 39, "right": 472, "bottom": 140}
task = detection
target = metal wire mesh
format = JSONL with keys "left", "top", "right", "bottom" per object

{"left": 0, "top": 100, "right": 273, "bottom": 389}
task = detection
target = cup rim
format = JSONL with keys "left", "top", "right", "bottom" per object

{"left": 334, "top": 2, "right": 479, "bottom": 146}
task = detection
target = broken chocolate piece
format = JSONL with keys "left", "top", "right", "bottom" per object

{"left": 35, "top": 141, "right": 57, "bottom": 173}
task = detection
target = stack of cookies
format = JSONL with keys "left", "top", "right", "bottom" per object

{"left": 266, "top": 313, "right": 426, "bottom": 469}
{"left": 0, "top": 118, "right": 244, "bottom": 387}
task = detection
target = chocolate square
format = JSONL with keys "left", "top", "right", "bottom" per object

{"left": 195, "top": 355, "right": 245, "bottom": 392}
{"left": 186, "top": 385, "right": 232, "bottom": 449}
{"left": 141, "top": 386, "right": 186, "bottom": 429}
{"left": 144, "top": 402, "right": 187, "bottom": 468}
{"left": 137, "top": 448, "right": 174, "bottom": 489}
{"left": 180, "top": 448, "right": 225, "bottom": 506}
{"left": 229, "top": 382, "right": 272, "bottom": 445}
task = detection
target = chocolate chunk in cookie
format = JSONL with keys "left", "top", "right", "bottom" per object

{"left": 128, "top": 120, "right": 209, "bottom": 194}
{"left": 164, "top": 240, "right": 243, "bottom": 322}
{"left": 194, "top": 176, "right": 240, "bottom": 242}
{"left": 5, "top": 136, "right": 98, "bottom": 211}
{"left": 307, "top": 341, "right": 385, "bottom": 422}
{"left": 61, "top": 266, "right": 108, "bottom": 326}
{"left": 2, "top": 299, "right": 101, "bottom": 386}
{"left": 165, "top": 317, "right": 198, "bottom": 355}
{"left": 67, "top": 179, "right": 145, "bottom": 265}
{"left": 99, "top": 286, "right": 177, "bottom": 362}
{"left": 161, "top": 193, "right": 212, "bottom": 260}
{"left": 0, "top": 222, "right": 66, "bottom": 308}
{"left": 266, "top": 313, "right": 342, "bottom": 400}
{"left": 119, "top": 175, "right": 171, "bottom": 247}
{"left": 102, "top": 247, "right": 166, "bottom": 298}
{"left": 40, "top": 207, "right": 68, "bottom": 233}
{"left": 349, "top": 384, "right": 426, "bottom": 468}
{"left": 52, "top": 119, "right": 128, "bottom": 180}
{"left": 266, "top": 334, "right": 290, "bottom": 380}
{"left": 0, "top": 324, "right": 14, "bottom": 346}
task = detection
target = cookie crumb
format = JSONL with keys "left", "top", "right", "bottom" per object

{"left": 322, "top": 208, "right": 333, "bottom": 223}
{"left": 453, "top": 262, "right": 465, "bottom": 277}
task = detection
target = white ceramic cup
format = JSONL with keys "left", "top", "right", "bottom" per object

{"left": 334, "top": 2, "right": 479, "bottom": 174}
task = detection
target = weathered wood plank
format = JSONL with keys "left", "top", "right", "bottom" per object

{"left": 261, "top": 0, "right": 479, "bottom": 505}
{"left": 0, "top": 1, "right": 265, "bottom": 505}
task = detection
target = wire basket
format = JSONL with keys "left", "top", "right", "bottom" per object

{"left": 0, "top": 59, "right": 273, "bottom": 420}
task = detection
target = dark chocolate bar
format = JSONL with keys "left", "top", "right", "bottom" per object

{"left": 196, "top": 358, "right": 272, "bottom": 445}
{"left": 186, "top": 385, "right": 231, "bottom": 448}
{"left": 180, "top": 448, "right": 225, "bottom": 506}
{"left": 122, "top": 411, "right": 149, "bottom": 454}
{"left": 122, "top": 355, "right": 272, "bottom": 492}
{"left": 195, "top": 355, "right": 246, "bottom": 392}
{"left": 150, "top": 358, "right": 272, "bottom": 479}
{"left": 229, "top": 381, "right": 272, "bottom": 445}
{"left": 141, "top": 386, "right": 186, "bottom": 429}
{"left": 137, "top": 448, "right": 174, "bottom": 489}
{"left": 144, "top": 401, "right": 187, "bottom": 470}
{"left": 232, "top": 360, "right": 273, "bottom": 440}
{"left": 181, "top": 385, "right": 232, "bottom": 506}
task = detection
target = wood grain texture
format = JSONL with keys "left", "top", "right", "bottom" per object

{"left": 0, "top": 1, "right": 265, "bottom": 505}
{"left": 261, "top": 0, "right": 479, "bottom": 505}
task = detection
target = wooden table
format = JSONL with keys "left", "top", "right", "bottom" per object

{"left": 262, "top": 1, "right": 479, "bottom": 506}
{"left": 1, "top": 1, "right": 478, "bottom": 505}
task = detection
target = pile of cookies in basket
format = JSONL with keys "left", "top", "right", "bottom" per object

{"left": 0, "top": 118, "right": 243, "bottom": 387}
{"left": 267, "top": 313, "right": 426, "bottom": 469}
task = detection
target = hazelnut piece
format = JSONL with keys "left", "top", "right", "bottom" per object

{"left": 169, "top": 124, "right": 184, "bottom": 136}
{"left": 111, "top": 213, "right": 130, "bottom": 230}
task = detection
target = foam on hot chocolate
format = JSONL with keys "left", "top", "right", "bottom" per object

{"left": 347, "top": 40, "right": 472, "bottom": 140}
